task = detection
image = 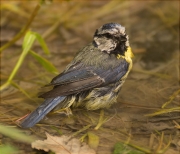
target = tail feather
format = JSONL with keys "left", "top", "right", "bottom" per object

{"left": 20, "top": 96, "right": 66, "bottom": 128}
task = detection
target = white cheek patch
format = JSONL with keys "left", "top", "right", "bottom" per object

{"left": 94, "top": 37, "right": 100, "bottom": 45}
{"left": 125, "top": 35, "right": 129, "bottom": 46}
{"left": 119, "top": 27, "right": 125, "bottom": 35}
{"left": 94, "top": 37, "right": 116, "bottom": 53}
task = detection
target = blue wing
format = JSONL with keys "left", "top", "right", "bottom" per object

{"left": 40, "top": 59, "right": 129, "bottom": 98}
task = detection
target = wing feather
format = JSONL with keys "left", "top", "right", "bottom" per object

{"left": 40, "top": 58, "right": 129, "bottom": 98}
{"left": 40, "top": 76, "right": 103, "bottom": 98}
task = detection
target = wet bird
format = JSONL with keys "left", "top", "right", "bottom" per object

{"left": 21, "top": 23, "right": 133, "bottom": 128}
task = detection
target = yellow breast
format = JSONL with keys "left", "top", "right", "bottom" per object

{"left": 117, "top": 47, "right": 133, "bottom": 80}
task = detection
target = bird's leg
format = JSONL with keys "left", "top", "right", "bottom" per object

{"left": 94, "top": 109, "right": 107, "bottom": 130}
{"left": 65, "top": 107, "right": 73, "bottom": 117}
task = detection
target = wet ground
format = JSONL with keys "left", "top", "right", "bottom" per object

{"left": 0, "top": 1, "right": 179, "bottom": 154}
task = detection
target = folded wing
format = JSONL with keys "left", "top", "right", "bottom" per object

{"left": 40, "top": 59, "right": 129, "bottom": 98}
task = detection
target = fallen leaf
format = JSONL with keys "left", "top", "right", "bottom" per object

{"left": 32, "top": 132, "right": 96, "bottom": 154}
{"left": 87, "top": 132, "right": 99, "bottom": 150}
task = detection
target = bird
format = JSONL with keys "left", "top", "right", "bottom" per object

{"left": 20, "top": 23, "right": 133, "bottom": 128}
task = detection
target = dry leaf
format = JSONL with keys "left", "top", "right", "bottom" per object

{"left": 32, "top": 132, "right": 96, "bottom": 154}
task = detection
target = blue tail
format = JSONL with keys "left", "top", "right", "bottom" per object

{"left": 20, "top": 96, "right": 66, "bottom": 128}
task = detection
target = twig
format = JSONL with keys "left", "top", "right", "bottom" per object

{"left": 162, "top": 89, "right": 180, "bottom": 108}
{"left": 71, "top": 124, "right": 92, "bottom": 137}
{"left": 145, "top": 107, "right": 180, "bottom": 117}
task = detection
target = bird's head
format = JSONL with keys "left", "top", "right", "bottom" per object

{"left": 93, "top": 23, "right": 129, "bottom": 56}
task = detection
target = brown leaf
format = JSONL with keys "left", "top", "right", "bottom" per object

{"left": 32, "top": 132, "right": 96, "bottom": 154}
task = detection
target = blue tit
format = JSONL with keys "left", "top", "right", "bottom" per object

{"left": 21, "top": 23, "right": 133, "bottom": 128}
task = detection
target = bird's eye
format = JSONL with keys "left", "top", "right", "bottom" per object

{"left": 106, "top": 33, "right": 111, "bottom": 37}
{"left": 104, "top": 33, "right": 113, "bottom": 39}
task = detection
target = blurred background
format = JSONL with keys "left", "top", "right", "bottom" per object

{"left": 0, "top": 0, "right": 179, "bottom": 154}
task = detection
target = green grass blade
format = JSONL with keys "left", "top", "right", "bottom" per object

{"left": 113, "top": 142, "right": 144, "bottom": 154}
{"left": 7, "top": 31, "right": 36, "bottom": 83}
{"left": 0, "top": 31, "right": 36, "bottom": 91}
{"left": 0, "top": 145, "right": 18, "bottom": 154}
{"left": 0, "top": 124, "right": 35, "bottom": 143}
{"left": 33, "top": 32, "right": 50, "bottom": 55}
{"left": 10, "top": 81, "right": 37, "bottom": 103}
{"left": 30, "top": 50, "right": 58, "bottom": 74}
{"left": 22, "top": 31, "right": 36, "bottom": 51}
